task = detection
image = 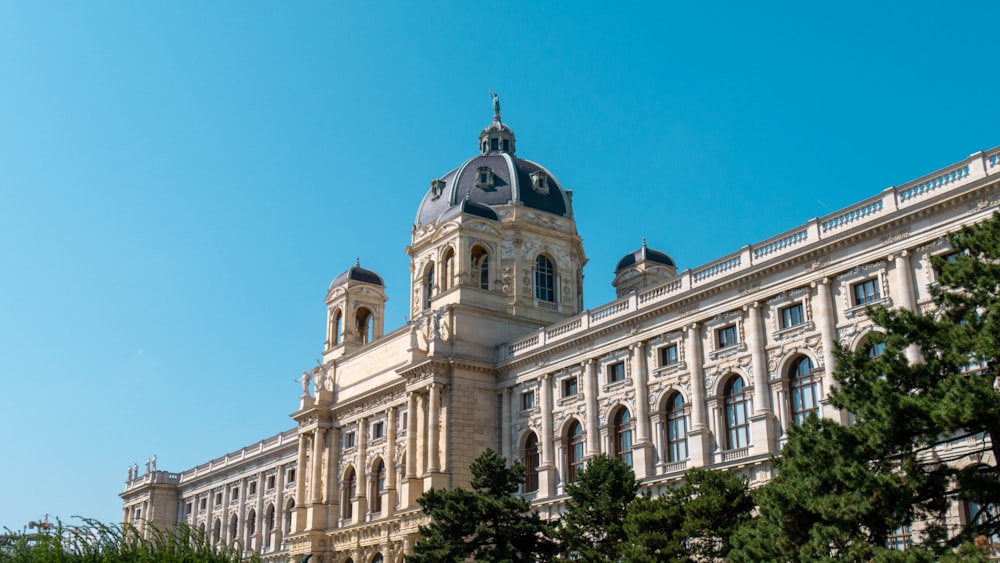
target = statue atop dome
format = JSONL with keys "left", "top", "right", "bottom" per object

{"left": 490, "top": 89, "right": 501, "bottom": 120}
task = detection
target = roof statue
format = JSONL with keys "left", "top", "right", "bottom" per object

{"left": 490, "top": 88, "right": 501, "bottom": 120}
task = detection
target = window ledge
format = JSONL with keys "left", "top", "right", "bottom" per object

{"left": 602, "top": 379, "right": 630, "bottom": 394}
{"left": 653, "top": 361, "right": 685, "bottom": 377}
{"left": 844, "top": 298, "right": 890, "bottom": 319}
{"left": 709, "top": 343, "right": 747, "bottom": 361}
{"left": 773, "top": 321, "right": 814, "bottom": 341}
{"left": 558, "top": 395, "right": 580, "bottom": 406}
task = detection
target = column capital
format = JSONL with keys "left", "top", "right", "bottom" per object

{"left": 581, "top": 358, "right": 595, "bottom": 368}
{"left": 685, "top": 322, "right": 700, "bottom": 333}
{"left": 629, "top": 340, "right": 646, "bottom": 352}
{"left": 810, "top": 277, "right": 832, "bottom": 289}
{"left": 742, "top": 301, "right": 761, "bottom": 313}
{"left": 541, "top": 373, "right": 552, "bottom": 382}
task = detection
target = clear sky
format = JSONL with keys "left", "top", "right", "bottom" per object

{"left": 1, "top": 2, "right": 998, "bottom": 530}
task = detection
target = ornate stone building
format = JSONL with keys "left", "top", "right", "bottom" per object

{"left": 121, "top": 104, "right": 1000, "bottom": 562}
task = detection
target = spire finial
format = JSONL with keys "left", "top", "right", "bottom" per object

{"left": 642, "top": 237, "right": 647, "bottom": 249}
{"left": 489, "top": 89, "right": 501, "bottom": 121}
{"left": 355, "top": 257, "right": 360, "bottom": 267}
{"left": 465, "top": 189, "right": 471, "bottom": 201}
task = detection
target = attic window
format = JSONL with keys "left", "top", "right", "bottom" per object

{"left": 530, "top": 171, "right": 549, "bottom": 195}
{"left": 476, "top": 166, "right": 495, "bottom": 189}
{"left": 430, "top": 179, "right": 445, "bottom": 200}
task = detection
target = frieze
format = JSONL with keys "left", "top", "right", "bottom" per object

{"left": 968, "top": 195, "right": 1000, "bottom": 215}
{"left": 916, "top": 236, "right": 947, "bottom": 254}
{"left": 501, "top": 240, "right": 515, "bottom": 260}
{"left": 737, "top": 281, "right": 761, "bottom": 296}
{"left": 881, "top": 227, "right": 910, "bottom": 245}
{"left": 678, "top": 304, "right": 700, "bottom": 318}
{"left": 805, "top": 256, "right": 829, "bottom": 272}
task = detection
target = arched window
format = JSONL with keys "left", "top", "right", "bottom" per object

{"left": 263, "top": 504, "right": 275, "bottom": 548}
{"left": 246, "top": 508, "right": 255, "bottom": 536}
{"left": 424, "top": 263, "right": 435, "bottom": 309}
{"left": 283, "top": 499, "right": 294, "bottom": 534}
{"left": 790, "top": 356, "right": 819, "bottom": 423}
{"left": 212, "top": 518, "right": 221, "bottom": 545}
{"left": 472, "top": 246, "right": 490, "bottom": 290}
{"left": 566, "top": 420, "right": 584, "bottom": 483}
{"left": 371, "top": 459, "right": 386, "bottom": 514}
{"left": 665, "top": 392, "right": 688, "bottom": 463}
{"left": 442, "top": 248, "right": 456, "bottom": 290}
{"left": 372, "top": 555, "right": 384, "bottom": 563}
{"left": 866, "top": 339, "right": 886, "bottom": 359}
{"left": 333, "top": 309, "right": 343, "bottom": 345}
{"left": 356, "top": 308, "right": 374, "bottom": 345}
{"left": 524, "top": 432, "right": 539, "bottom": 493}
{"left": 343, "top": 468, "right": 356, "bottom": 520}
{"left": 535, "top": 255, "right": 555, "bottom": 303}
{"left": 724, "top": 376, "right": 751, "bottom": 450}
{"left": 228, "top": 514, "right": 238, "bottom": 543}
{"left": 613, "top": 408, "right": 633, "bottom": 467}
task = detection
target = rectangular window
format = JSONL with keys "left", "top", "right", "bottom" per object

{"left": 231, "top": 486, "right": 239, "bottom": 500}
{"left": 717, "top": 325, "right": 738, "bottom": 349}
{"left": 660, "top": 344, "right": 679, "bottom": 367}
{"left": 345, "top": 431, "right": 356, "bottom": 449}
{"left": 372, "top": 421, "right": 385, "bottom": 440}
{"left": 214, "top": 492, "right": 222, "bottom": 506}
{"left": 401, "top": 412, "right": 407, "bottom": 430}
{"left": 852, "top": 278, "right": 881, "bottom": 306}
{"left": 521, "top": 390, "right": 535, "bottom": 410}
{"left": 607, "top": 361, "right": 626, "bottom": 383}
{"left": 266, "top": 475, "right": 275, "bottom": 490}
{"left": 248, "top": 482, "right": 257, "bottom": 496}
{"left": 199, "top": 498, "right": 207, "bottom": 511}
{"left": 185, "top": 502, "right": 193, "bottom": 516}
{"left": 780, "top": 303, "right": 805, "bottom": 329}
{"left": 562, "top": 377, "right": 578, "bottom": 398}
{"left": 287, "top": 469, "right": 296, "bottom": 484}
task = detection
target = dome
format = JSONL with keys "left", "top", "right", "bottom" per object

{"left": 615, "top": 239, "right": 676, "bottom": 273}
{"left": 330, "top": 259, "right": 384, "bottom": 288}
{"left": 436, "top": 198, "right": 500, "bottom": 224}
{"left": 414, "top": 110, "right": 573, "bottom": 227}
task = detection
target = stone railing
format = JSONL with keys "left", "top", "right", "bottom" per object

{"left": 177, "top": 428, "right": 298, "bottom": 483}
{"left": 498, "top": 147, "right": 999, "bottom": 362}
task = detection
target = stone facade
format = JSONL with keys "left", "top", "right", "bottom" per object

{"left": 121, "top": 110, "right": 1000, "bottom": 562}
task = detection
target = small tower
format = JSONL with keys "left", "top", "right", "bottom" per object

{"left": 324, "top": 260, "right": 388, "bottom": 358}
{"left": 612, "top": 239, "right": 678, "bottom": 297}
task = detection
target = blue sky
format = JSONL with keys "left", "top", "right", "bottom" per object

{"left": 1, "top": 2, "right": 998, "bottom": 529}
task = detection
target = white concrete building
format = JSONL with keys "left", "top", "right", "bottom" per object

{"left": 121, "top": 104, "right": 1000, "bottom": 562}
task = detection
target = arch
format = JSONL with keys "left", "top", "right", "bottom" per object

{"left": 333, "top": 308, "right": 343, "bottom": 345}
{"left": 663, "top": 391, "right": 688, "bottom": 463}
{"left": 283, "top": 498, "right": 294, "bottom": 535}
{"left": 535, "top": 254, "right": 556, "bottom": 302}
{"left": 342, "top": 466, "right": 357, "bottom": 520}
{"left": 611, "top": 406, "right": 633, "bottom": 467}
{"left": 371, "top": 554, "right": 384, "bottom": 563}
{"left": 356, "top": 307, "right": 374, "bottom": 345}
{"left": 471, "top": 245, "right": 490, "bottom": 290}
{"left": 370, "top": 458, "right": 386, "bottom": 514}
{"left": 565, "top": 418, "right": 584, "bottom": 483}
{"left": 789, "top": 355, "right": 820, "bottom": 424}
{"left": 441, "top": 247, "right": 456, "bottom": 290}
{"left": 263, "top": 503, "right": 275, "bottom": 548}
{"left": 723, "top": 375, "right": 751, "bottom": 450}
{"left": 212, "top": 518, "right": 221, "bottom": 545}
{"left": 228, "top": 513, "right": 238, "bottom": 543}
{"left": 423, "top": 262, "right": 435, "bottom": 309}
{"left": 523, "top": 431, "right": 539, "bottom": 493}
{"left": 245, "top": 507, "right": 256, "bottom": 536}
{"left": 849, "top": 328, "right": 887, "bottom": 356}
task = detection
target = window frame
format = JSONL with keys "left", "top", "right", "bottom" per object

{"left": 612, "top": 408, "right": 633, "bottom": 467}
{"left": 717, "top": 324, "right": 739, "bottom": 350}
{"left": 780, "top": 302, "right": 805, "bottom": 329}
{"left": 789, "top": 356, "right": 820, "bottom": 424}
{"left": 851, "top": 277, "right": 882, "bottom": 307}
{"left": 534, "top": 255, "right": 556, "bottom": 303}
{"left": 659, "top": 344, "right": 679, "bottom": 367}
{"left": 724, "top": 376, "right": 751, "bottom": 450}
{"left": 561, "top": 376, "right": 578, "bottom": 398}
{"left": 607, "top": 361, "right": 626, "bottom": 384}
{"left": 665, "top": 392, "right": 688, "bottom": 463}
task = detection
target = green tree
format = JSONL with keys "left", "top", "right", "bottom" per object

{"left": 731, "top": 212, "right": 1000, "bottom": 562}
{"left": 1, "top": 518, "right": 255, "bottom": 562}
{"left": 408, "top": 449, "right": 557, "bottom": 563}
{"left": 558, "top": 454, "right": 638, "bottom": 561}
{"left": 621, "top": 468, "right": 753, "bottom": 562}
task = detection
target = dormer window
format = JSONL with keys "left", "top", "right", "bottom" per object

{"left": 476, "top": 166, "right": 495, "bottom": 189}
{"left": 430, "top": 179, "right": 445, "bottom": 200}
{"left": 490, "top": 138, "right": 499, "bottom": 151}
{"left": 530, "top": 171, "right": 549, "bottom": 195}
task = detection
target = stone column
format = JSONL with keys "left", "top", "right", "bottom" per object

{"left": 311, "top": 429, "right": 325, "bottom": 504}
{"left": 746, "top": 302, "right": 776, "bottom": 455}
{"left": 630, "top": 341, "right": 652, "bottom": 478}
{"left": 237, "top": 477, "right": 247, "bottom": 549}
{"left": 685, "top": 323, "right": 711, "bottom": 467}
{"left": 356, "top": 417, "right": 368, "bottom": 522}
{"left": 385, "top": 406, "right": 398, "bottom": 516}
{"left": 583, "top": 359, "right": 600, "bottom": 457}
{"left": 416, "top": 393, "right": 427, "bottom": 476}
{"left": 427, "top": 384, "right": 441, "bottom": 473}
{"left": 293, "top": 434, "right": 308, "bottom": 533}
{"left": 403, "top": 392, "right": 421, "bottom": 506}
{"left": 326, "top": 426, "right": 341, "bottom": 526}
{"left": 893, "top": 251, "right": 922, "bottom": 363}
{"left": 501, "top": 387, "right": 512, "bottom": 460}
{"left": 538, "top": 373, "right": 556, "bottom": 497}
{"left": 813, "top": 278, "right": 844, "bottom": 422}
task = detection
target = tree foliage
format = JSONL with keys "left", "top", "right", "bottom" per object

{"left": 0, "top": 518, "right": 254, "bottom": 562}
{"left": 408, "top": 449, "right": 557, "bottom": 563}
{"left": 622, "top": 467, "right": 753, "bottom": 562}
{"left": 558, "top": 454, "right": 638, "bottom": 561}
{"left": 731, "top": 212, "right": 1000, "bottom": 561}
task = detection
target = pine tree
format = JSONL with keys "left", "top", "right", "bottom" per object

{"left": 408, "top": 449, "right": 557, "bottom": 563}
{"left": 621, "top": 467, "right": 752, "bottom": 562}
{"left": 558, "top": 454, "right": 638, "bottom": 561}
